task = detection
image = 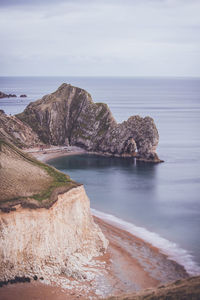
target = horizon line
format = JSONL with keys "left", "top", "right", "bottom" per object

{"left": 0, "top": 75, "right": 200, "bottom": 79}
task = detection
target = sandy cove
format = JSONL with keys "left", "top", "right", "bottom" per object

{"left": 0, "top": 147, "right": 188, "bottom": 300}
{"left": 24, "top": 145, "right": 87, "bottom": 162}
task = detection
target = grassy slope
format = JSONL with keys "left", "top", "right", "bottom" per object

{"left": 0, "top": 139, "right": 79, "bottom": 211}
{"left": 106, "top": 276, "right": 200, "bottom": 300}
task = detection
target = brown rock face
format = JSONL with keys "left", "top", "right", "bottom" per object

{"left": 0, "top": 110, "right": 41, "bottom": 148}
{"left": 17, "top": 83, "right": 161, "bottom": 162}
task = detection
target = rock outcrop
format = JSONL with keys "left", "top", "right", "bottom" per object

{"left": 0, "top": 91, "right": 16, "bottom": 98}
{"left": 0, "top": 139, "right": 108, "bottom": 281}
{"left": 0, "top": 110, "right": 42, "bottom": 148}
{"left": 17, "top": 83, "right": 162, "bottom": 162}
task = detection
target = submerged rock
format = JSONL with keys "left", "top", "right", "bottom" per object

{"left": 17, "top": 83, "right": 162, "bottom": 162}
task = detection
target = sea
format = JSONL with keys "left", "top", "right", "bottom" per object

{"left": 0, "top": 76, "right": 200, "bottom": 275}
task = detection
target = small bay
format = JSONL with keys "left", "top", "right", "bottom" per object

{"left": 1, "top": 76, "right": 200, "bottom": 274}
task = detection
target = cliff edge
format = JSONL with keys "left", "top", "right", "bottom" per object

{"left": 17, "top": 83, "right": 162, "bottom": 162}
{"left": 0, "top": 140, "right": 108, "bottom": 282}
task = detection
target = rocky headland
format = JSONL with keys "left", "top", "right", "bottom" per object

{"left": 0, "top": 139, "right": 108, "bottom": 285}
{"left": 16, "top": 83, "right": 162, "bottom": 162}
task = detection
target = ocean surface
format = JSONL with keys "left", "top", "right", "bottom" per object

{"left": 0, "top": 76, "right": 200, "bottom": 275}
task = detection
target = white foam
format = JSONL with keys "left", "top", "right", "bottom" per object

{"left": 92, "top": 208, "right": 200, "bottom": 276}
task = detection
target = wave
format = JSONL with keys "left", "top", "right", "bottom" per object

{"left": 91, "top": 208, "right": 200, "bottom": 276}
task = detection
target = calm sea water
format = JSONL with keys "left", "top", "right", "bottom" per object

{"left": 0, "top": 76, "right": 200, "bottom": 274}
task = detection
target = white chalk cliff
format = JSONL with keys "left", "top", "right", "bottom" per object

{"left": 0, "top": 140, "right": 108, "bottom": 282}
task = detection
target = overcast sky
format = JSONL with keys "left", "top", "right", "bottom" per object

{"left": 0, "top": 0, "right": 200, "bottom": 77}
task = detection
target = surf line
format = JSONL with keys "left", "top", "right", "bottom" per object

{"left": 92, "top": 208, "right": 200, "bottom": 276}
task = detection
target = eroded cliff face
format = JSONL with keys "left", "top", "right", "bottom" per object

{"left": 0, "top": 110, "right": 41, "bottom": 148}
{"left": 0, "top": 186, "right": 108, "bottom": 282}
{"left": 17, "top": 83, "right": 161, "bottom": 162}
{"left": 0, "top": 140, "right": 108, "bottom": 283}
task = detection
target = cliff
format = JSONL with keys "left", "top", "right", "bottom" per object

{"left": 17, "top": 83, "right": 161, "bottom": 162}
{"left": 0, "top": 110, "right": 41, "bottom": 148}
{"left": 0, "top": 140, "right": 108, "bottom": 282}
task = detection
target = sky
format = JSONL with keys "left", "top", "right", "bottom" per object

{"left": 0, "top": 0, "right": 200, "bottom": 77}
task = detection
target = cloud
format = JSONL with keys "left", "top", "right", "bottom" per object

{"left": 0, "top": 0, "right": 199, "bottom": 76}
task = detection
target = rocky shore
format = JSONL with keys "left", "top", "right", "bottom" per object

{"left": 0, "top": 91, "right": 17, "bottom": 98}
{"left": 0, "top": 91, "right": 27, "bottom": 98}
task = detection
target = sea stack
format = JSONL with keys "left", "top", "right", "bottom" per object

{"left": 17, "top": 83, "right": 162, "bottom": 162}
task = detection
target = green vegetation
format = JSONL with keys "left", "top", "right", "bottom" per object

{"left": 0, "top": 139, "right": 78, "bottom": 208}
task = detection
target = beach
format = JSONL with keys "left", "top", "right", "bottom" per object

{"left": 0, "top": 147, "right": 188, "bottom": 299}
{"left": 24, "top": 145, "right": 87, "bottom": 162}
{"left": 0, "top": 215, "right": 187, "bottom": 300}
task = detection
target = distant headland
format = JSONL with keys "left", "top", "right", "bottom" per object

{"left": 0, "top": 91, "right": 27, "bottom": 98}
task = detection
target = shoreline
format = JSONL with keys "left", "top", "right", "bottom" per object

{"left": 1, "top": 146, "right": 187, "bottom": 299}
{"left": 0, "top": 215, "right": 188, "bottom": 300}
{"left": 24, "top": 145, "right": 87, "bottom": 162}
{"left": 28, "top": 146, "right": 193, "bottom": 277}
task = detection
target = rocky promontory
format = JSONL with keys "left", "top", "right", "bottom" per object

{"left": 0, "top": 139, "right": 108, "bottom": 282}
{"left": 17, "top": 83, "right": 162, "bottom": 162}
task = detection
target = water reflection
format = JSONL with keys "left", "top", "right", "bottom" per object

{"left": 48, "top": 154, "right": 200, "bottom": 266}
{"left": 48, "top": 153, "right": 157, "bottom": 174}
{"left": 48, "top": 154, "right": 158, "bottom": 220}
